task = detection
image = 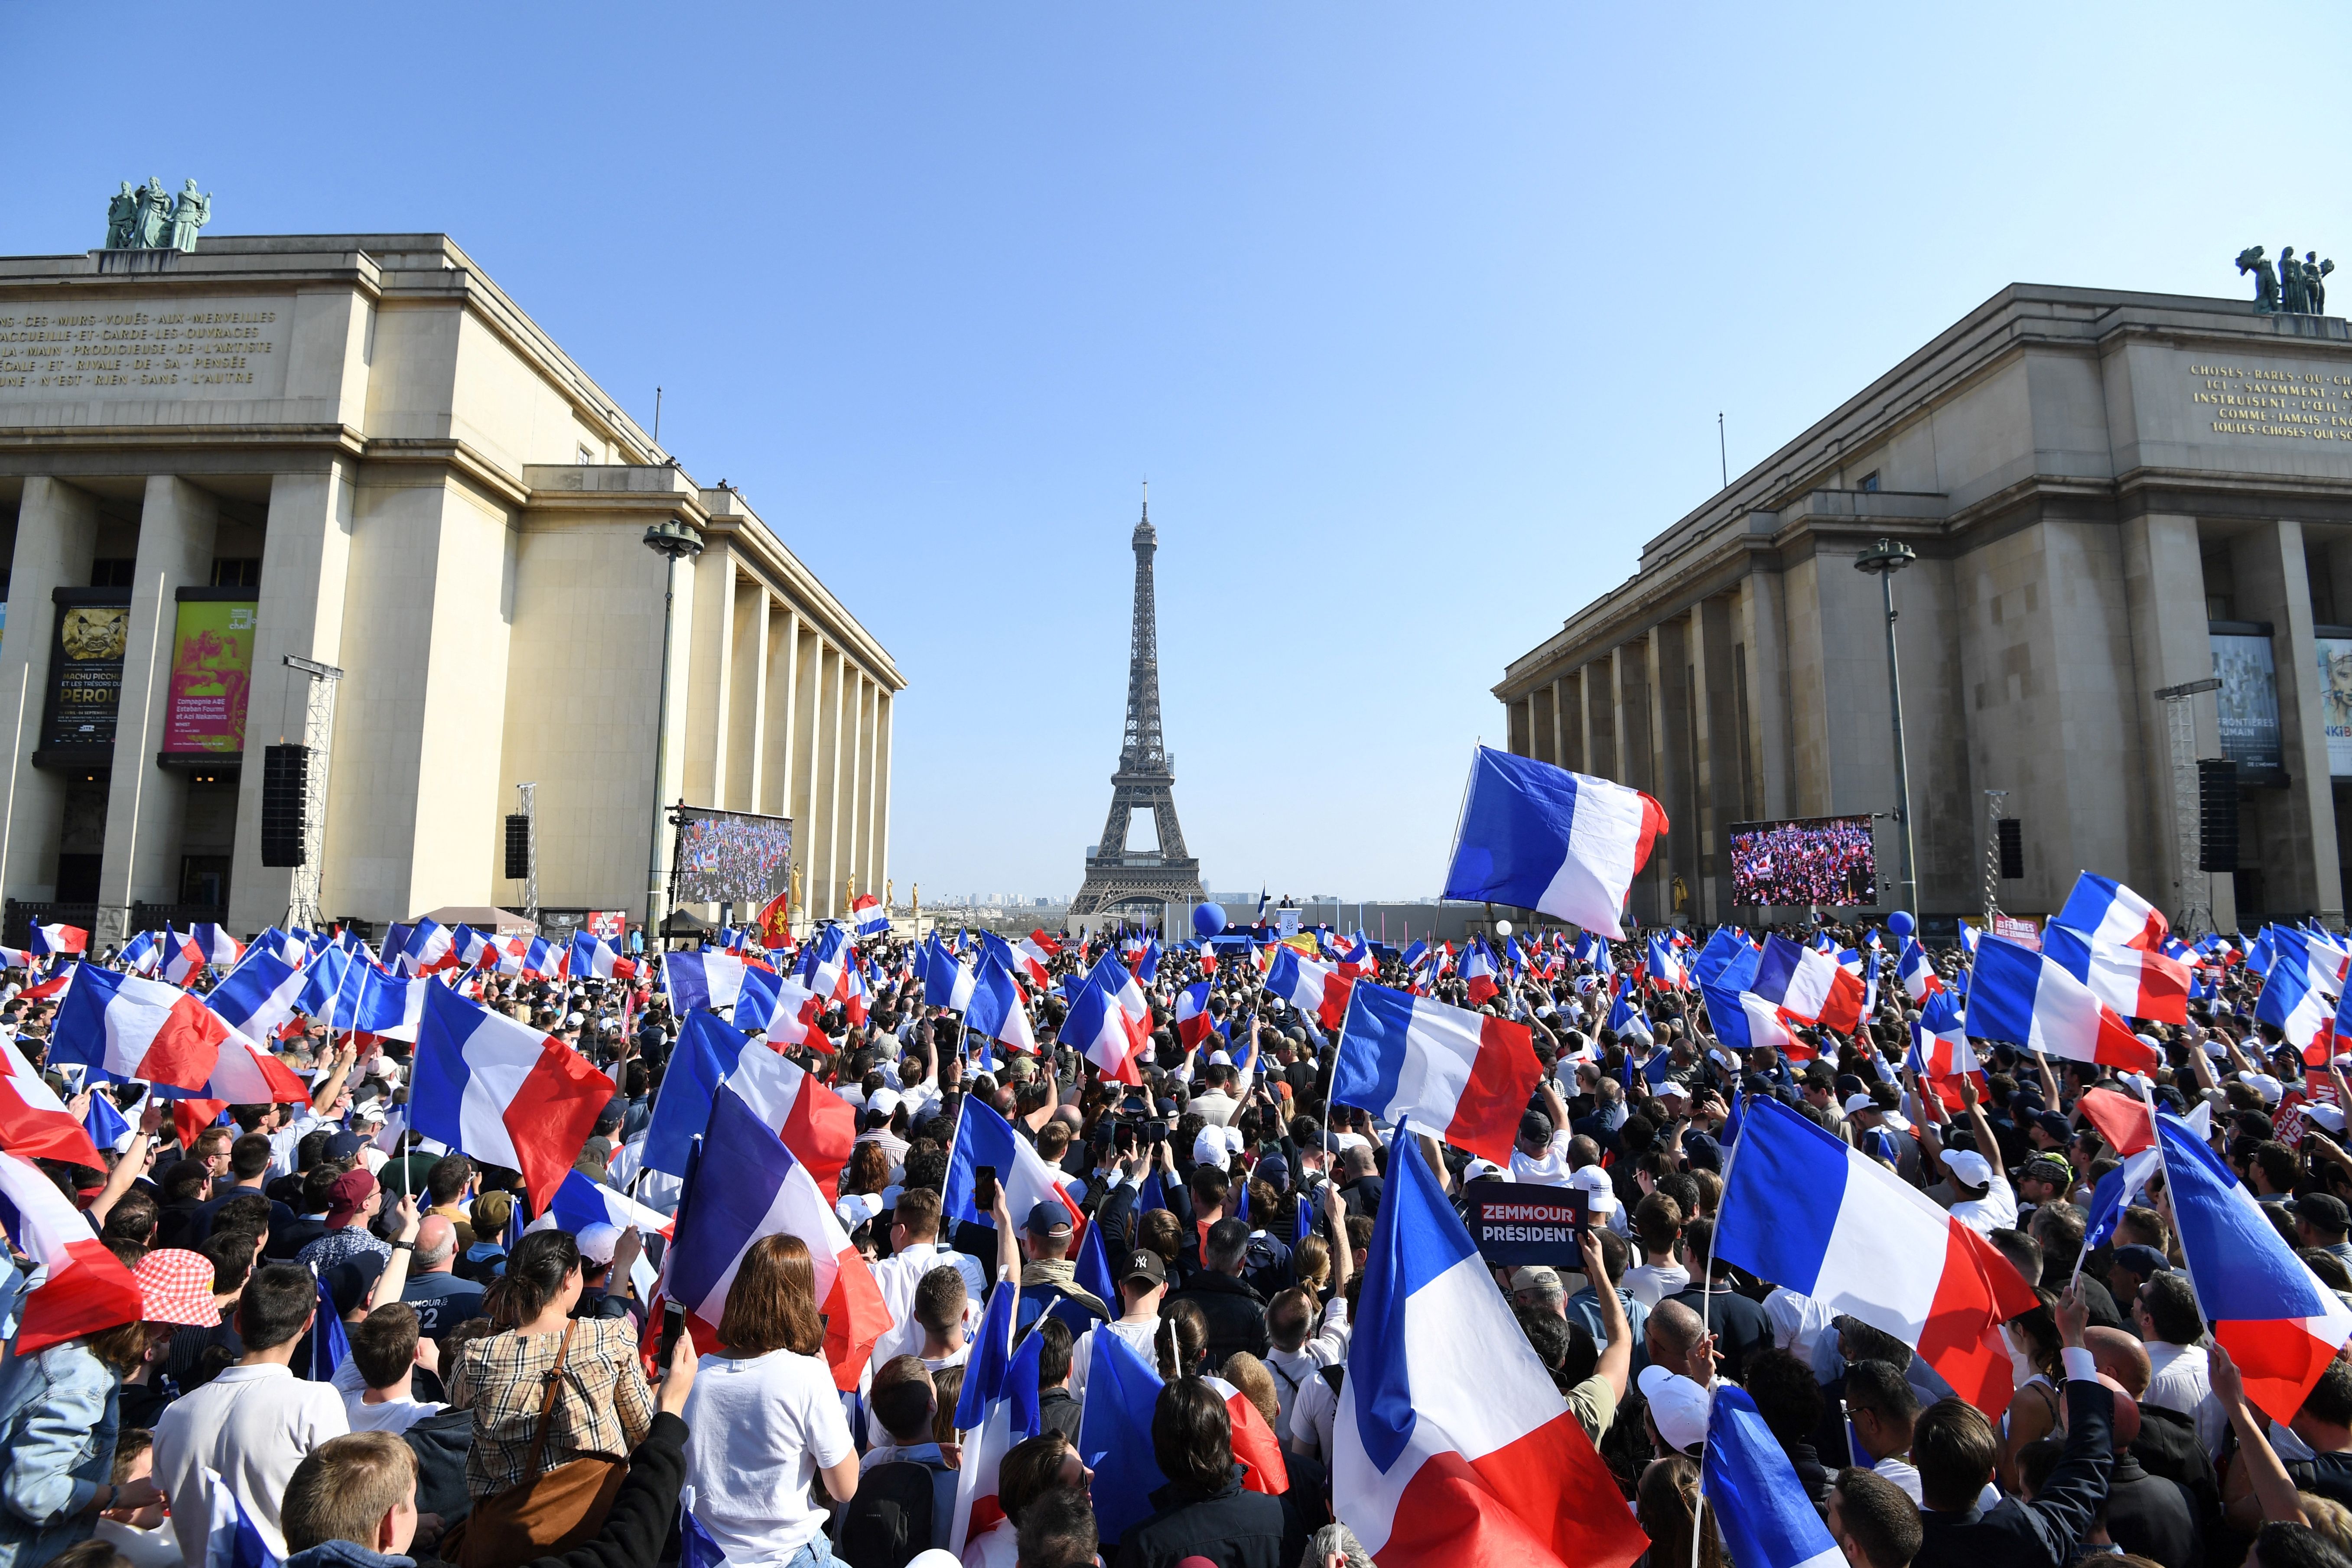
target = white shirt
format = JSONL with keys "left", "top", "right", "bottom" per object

{"left": 1288, "top": 1359, "right": 1341, "bottom": 1465}
{"left": 2145, "top": 1341, "right": 2226, "bottom": 1457}
{"left": 346, "top": 1394, "right": 444, "bottom": 1434}
{"left": 1510, "top": 1131, "right": 1575, "bottom": 1187}
{"left": 1264, "top": 1344, "right": 1319, "bottom": 1438}
{"left": 152, "top": 1363, "right": 350, "bottom": 1565}
{"left": 682, "top": 1348, "right": 855, "bottom": 1564}
{"left": 1949, "top": 1172, "right": 2019, "bottom": 1235}
{"left": 1622, "top": 1262, "right": 1690, "bottom": 1309}
{"left": 1071, "top": 1316, "right": 1164, "bottom": 1402}
{"left": 867, "top": 1240, "right": 987, "bottom": 1366}
{"left": 94, "top": 1517, "right": 183, "bottom": 1568}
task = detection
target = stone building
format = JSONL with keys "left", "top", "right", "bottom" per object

{"left": 1492, "top": 282, "right": 2352, "bottom": 934}
{"left": 0, "top": 233, "right": 900, "bottom": 941}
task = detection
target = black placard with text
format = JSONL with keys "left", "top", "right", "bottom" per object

{"left": 1463, "top": 1180, "right": 1588, "bottom": 1269}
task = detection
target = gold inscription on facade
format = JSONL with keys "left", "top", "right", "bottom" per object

{"left": 2188, "top": 362, "right": 2352, "bottom": 440}
{"left": 0, "top": 306, "right": 283, "bottom": 390}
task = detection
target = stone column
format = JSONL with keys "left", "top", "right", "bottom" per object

{"left": 682, "top": 547, "right": 735, "bottom": 812}
{"left": 1531, "top": 683, "right": 1556, "bottom": 764}
{"left": 727, "top": 582, "right": 768, "bottom": 813}
{"left": 873, "top": 689, "right": 893, "bottom": 903}
{"left": 763, "top": 607, "right": 798, "bottom": 820}
{"left": 228, "top": 464, "right": 356, "bottom": 934}
{"left": 1692, "top": 595, "right": 1742, "bottom": 924}
{"left": 1611, "top": 642, "right": 1653, "bottom": 922}
{"left": 844, "top": 669, "right": 869, "bottom": 905}
{"left": 1740, "top": 570, "right": 1794, "bottom": 820}
{"left": 96, "top": 477, "right": 219, "bottom": 941}
{"left": 790, "top": 626, "right": 821, "bottom": 926}
{"left": 2234, "top": 519, "right": 2342, "bottom": 922}
{"left": 814, "top": 644, "right": 843, "bottom": 918}
{"left": 0, "top": 479, "right": 100, "bottom": 903}
{"left": 1505, "top": 696, "right": 1531, "bottom": 755}
{"left": 1650, "top": 618, "right": 1694, "bottom": 924}
{"left": 2120, "top": 514, "right": 2231, "bottom": 934}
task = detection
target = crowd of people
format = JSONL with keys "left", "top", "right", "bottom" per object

{"left": 0, "top": 912, "right": 2342, "bottom": 1568}
{"left": 1728, "top": 820, "right": 1880, "bottom": 909}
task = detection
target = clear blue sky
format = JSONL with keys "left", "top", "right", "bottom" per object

{"left": 5, "top": 4, "right": 2344, "bottom": 901}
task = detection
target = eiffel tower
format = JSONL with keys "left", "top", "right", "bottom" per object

{"left": 1070, "top": 495, "right": 1205, "bottom": 919}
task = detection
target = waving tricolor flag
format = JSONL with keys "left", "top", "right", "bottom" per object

{"left": 1968, "top": 934, "right": 2161, "bottom": 1072}
{"left": 28, "top": 921, "right": 87, "bottom": 958}
{"left": 1897, "top": 937, "right": 1943, "bottom": 1004}
{"left": 1643, "top": 934, "right": 1687, "bottom": 992}
{"left": 159, "top": 927, "right": 210, "bottom": 988}
{"left": 1332, "top": 982, "right": 1540, "bottom": 1165}
{"left": 2044, "top": 875, "right": 2190, "bottom": 1024}
{"left": 1266, "top": 947, "right": 1351, "bottom": 1031}
{"left": 943, "top": 1095, "right": 1082, "bottom": 1242}
{"left": 0, "top": 1150, "right": 145, "bottom": 1353}
{"left": 1060, "top": 976, "right": 1148, "bottom": 1085}
{"left": 1174, "top": 981, "right": 1217, "bottom": 1049}
{"left": 412, "top": 984, "right": 613, "bottom": 1217}
{"left": 947, "top": 1263, "right": 1044, "bottom": 1554}
{"left": 665, "top": 951, "right": 749, "bottom": 1015}
{"left": 1335, "top": 1129, "right": 1646, "bottom": 1568}
{"left": 0, "top": 1036, "right": 103, "bottom": 1168}
{"left": 1906, "top": 992, "right": 1980, "bottom": 1111}
{"left": 565, "top": 929, "right": 636, "bottom": 982}
{"left": 1459, "top": 938, "right": 1500, "bottom": 1005}
{"left": 1701, "top": 1383, "right": 1845, "bottom": 1568}
{"left": 1715, "top": 1096, "right": 2037, "bottom": 1416}
{"left": 1442, "top": 746, "right": 1668, "bottom": 942}
{"left": 850, "top": 894, "right": 890, "bottom": 938}
{"left": 49, "top": 966, "right": 230, "bottom": 1092}
{"left": 964, "top": 956, "right": 1039, "bottom": 1057}
{"left": 1751, "top": 934, "right": 1865, "bottom": 1034}
{"left": 205, "top": 953, "right": 309, "bottom": 1044}
{"left": 922, "top": 936, "right": 977, "bottom": 1012}
{"left": 1701, "top": 982, "right": 1807, "bottom": 1062}
{"left": 735, "top": 964, "right": 822, "bottom": 1047}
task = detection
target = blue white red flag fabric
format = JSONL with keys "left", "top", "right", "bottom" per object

{"left": 1265, "top": 947, "right": 1351, "bottom": 1031}
{"left": 195, "top": 1461, "right": 284, "bottom": 1568}
{"left": 1441, "top": 745, "right": 1668, "bottom": 942}
{"left": 1752, "top": 934, "right": 1865, "bottom": 1033}
{"left": 159, "top": 928, "right": 209, "bottom": 987}
{"left": 80, "top": 1082, "right": 133, "bottom": 1157}
{"left": 1606, "top": 981, "right": 1653, "bottom": 1049}
{"left": 191, "top": 1031, "right": 312, "bottom": 1107}
{"left": 995, "top": 931, "right": 1047, "bottom": 988}
{"left": 2158, "top": 1106, "right": 2352, "bottom": 1423}
{"left": 720, "top": 1028, "right": 859, "bottom": 1197}
{"left": 850, "top": 893, "right": 890, "bottom": 938}
{"left": 1701, "top": 1384, "right": 1843, "bottom": 1568}
{"left": 947, "top": 1264, "right": 1044, "bottom": 1554}
{"left": 642, "top": 1010, "right": 756, "bottom": 1181}
{"left": 963, "top": 956, "right": 1038, "bottom": 1056}
{"left": 923, "top": 936, "right": 977, "bottom": 1012}
{"left": 412, "top": 984, "right": 613, "bottom": 1217}
{"left": 1691, "top": 927, "right": 1750, "bottom": 989}
{"left": 352, "top": 968, "right": 430, "bottom": 1042}
{"left": 1701, "top": 982, "right": 1808, "bottom": 1062}
{"left": 450, "top": 926, "right": 501, "bottom": 973}
{"left": 518, "top": 935, "right": 560, "bottom": 977}
{"left": 1334, "top": 1128, "right": 1647, "bottom": 1568}
{"left": 1060, "top": 976, "right": 1147, "bottom": 1085}
{"left": 565, "top": 929, "right": 635, "bottom": 982}
{"left": 1135, "top": 940, "right": 1161, "bottom": 985}
{"left": 2259, "top": 953, "right": 2338, "bottom": 1051}
{"left": 664, "top": 951, "right": 748, "bottom": 1015}
{"left": 1460, "top": 937, "right": 1500, "bottom": 1005}
{"left": 1643, "top": 935, "right": 1686, "bottom": 992}
{"left": 1968, "top": 935, "right": 2161, "bottom": 1072}
{"left": 1086, "top": 952, "right": 1149, "bottom": 1031}
{"left": 526, "top": 1168, "right": 675, "bottom": 1240}
{"left": 2042, "top": 922, "right": 2191, "bottom": 1025}
{"left": 28, "top": 921, "right": 87, "bottom": 957}
{"left": 1714, "top": 1096, "right": 2037, "bottom": 1415}
{"left": 0, "top": 1036, "right": 103, "bottom": 1168}
{"left": 1174, "top": 981, "right": 1216, "bottom": 1048}
{"left": 0, "top": 1150, "right": 143, "bottom": 1353}
{"left": 733, "top": 964, "right": 822, "bottom": 1048}
{"left": 1332, "top": 982, "right": 1540, "bottom": 1166}
{"left": 1898, "top": 938, "right": 1943, "bottom": 1004}
{"left": 209, "top": 953, "right": 308, "bottom": 1043}
{"left": 50, "top": 967, "right": 229, "bottom": 1092}
{"left": 1339, "top": 934, "right": 1379, "bottom": 979}
{"left": 2082, "top": 1146, "right": 2165, "bottom": 1252}
{"left": 942, "top": 1095, "right": 1081, "bottom": 1240}
{"left": 659, "top": 1072, "right": 888, "bottom": 1389}
{"left": 1906, "top": 992, "right": 1980, "bottom": 1110}
{"left": 392, "top": 921, "right": 454, "bottom": 977}
{"left": 2053, "top": 872, "right": 2169, "bottom": 951}
{"left": 1075, "top": 1321, "right": 1169, "bottom": 1544}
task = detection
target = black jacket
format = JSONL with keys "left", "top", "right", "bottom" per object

{"left": 1168, "top": 1271, "right": 1271, "bottom": 1371}
{"left": 2104, "top": 1449, "right": 2199, "bottom": 1568}
{"left": 1113, "top": 1467, "right": 1307, "bottom": 1568}
{"left": 419, "top": 1411, "right": 686, "bottom": 1568}
{"left": 1338, "top": 1175, "right": 1383, "bottom": 1222}
{"left": 403, "top": 1406, "right": 477, "bottom": 1525}
{"left": 2130, "top": 1405, "right": 2221, "bottom": 1549}
{"left": 1038, "top": 1386, "right": 1083, "bottom": 1447}
{"left": 1915, "top": 1379, "right": 2114, "bottom": 1568}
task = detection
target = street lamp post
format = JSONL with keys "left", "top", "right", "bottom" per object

{"left": 1854, "top": 538, "right": 1919, "bottom": 913}
{"left": 643, "top": 518, "right": 704, "bottom": 946}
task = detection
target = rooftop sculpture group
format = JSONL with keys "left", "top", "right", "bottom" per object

{"left": 2236, "top": 243, "right": 2334, "bottom": 314}
{"left": 103, "top": 179, "right": 211, "bottom": 253}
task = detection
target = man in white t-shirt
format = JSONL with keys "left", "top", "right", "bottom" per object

{"left": 1509, "top": 1081, "right": 1577, "bottom": 1187}
{"left": 1620, "top": 1192, "right": 1690, "bottom": 1309}
{"left": 153, "top": 1263, "right": 350, "bottom": 1564}
{"left": 865, "top": 1188, "right": 985, "bottom": 1366}
{"left": 342, "top": 1302, "right": 444, "bottom": 1435}
{"left": 1071, "top": 1249, "right": 1171, "bottom": 1400}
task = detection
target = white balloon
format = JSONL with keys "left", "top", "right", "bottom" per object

{"left": 1494, "top": 919, "right": 1513, "bottom": 937}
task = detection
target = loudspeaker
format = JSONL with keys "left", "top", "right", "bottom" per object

{"left": 504, "top": 814, "right": 532, "bottom": 881}
{"left": 2199, "top": 758, "right": 2239, "bottom": 873}
{"left": 1996, "top": 818, "right": 2024, "bottom": 880}
{"left": 260, "top": 745, "right": 310, "bottom": 867}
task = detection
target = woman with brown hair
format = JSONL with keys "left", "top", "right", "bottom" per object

{"left": 448, "top": 1230, "right": 653, "bottom": 1508}
{"left": 840, "top": 1142, "right": 891, "bottom": 1200}
{"left": 1635, "top": 1456, "right": 1726, "bottom": 1568}
{"left": 680, "top": 1235, "right": 859, "bottom": 1568}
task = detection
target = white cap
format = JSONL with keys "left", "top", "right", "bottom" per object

{"left": 2246, "top": 1072, "right": 2284, "bottom": 1106}
{"left": 836, "top": 1192, "right": 883, "bottom": 1228}
{"left": 867, "top": 1088, "right": 901, "bottom": 1119}
{"left": 2204, "top": 1039, "right": 2230, "bottom": 1059}
{"left": 2308, "top": 1103, "right": 2348, "bottom": 1135}
{"left": 1223, "top": 1125, "right": 1244, "bottom": 1152}
{"left": 1464, "top": 1158, "right": 1506, "bottom": 1183}
{"left": 351, "top": 1100, "right": 387, "bottom": 1126}
{"left": 575, "top": 1222, "right": 621, "bottom": 1266}
{"left": 565, "top": 1012, "right": 584, "bottom": 1028}
{"left": 1657, "top": 1080, "right": 1690, "bottom": 1102}
{"left": 1844, "top": 1093, "right": 1877, "bottom": 1116}
{"left": 1943, "top": 1149, "right": 1994, "bottom": 1190}
{"left": 1209, "top": 1049, "right": 1233, "bottom": 1067}
{"left": 1193, "top": 1129, "right": 1231, "bottom": 1170}
{"left": 1637, "top": 1365, "right": 1713, "bottom": 1453}
{"left": 1568, "top": 1165, "right": 1620, "bottom": 1213}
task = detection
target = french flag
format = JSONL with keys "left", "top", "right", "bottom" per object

{"left": 665, "top": 951, "right": 748, "bottom": 1015}
{"left": 2158, "top": 1107, "right": 2352, "bottom": 1423}
{"left": 1714, "top": 1096, "right": 2037, "bottom": 1416}
{"left": 1331, "top": 982, "right": 1540, "bottom": 1165}
{"left": 2044, "top": 918, "right": 2191, "bottom": 1028}
{"left": 1266, "top": 947, "right": 1351, "bottom": 1031}
{"left": 735, "top": 964, "right": 822, "bottom": 1048}
{"left": 1441, "top": 746, "right": 1668, "bottom": 942}
{"left": 1897, "top": 937, "right": 1943, "bottom": 1004}
{"left": 0, "top": 1151, "right": 146, "bottom": 1354}
{"left": 2259, "top": 953, "right": 2339, "bottom": 1051}
{"left": 451, "top": 926, "right": 501, "bottom": 972}
{"left": 1701, "top": 982, "right": 1807, "bottom": 1062}
{"left": 1174, "top": 980, "right": 1216, "bottom": 1048}
{"left": 518, "top": 934, "right": 560, "bottom": 977}
{"left": 353, "top": 967, "right": 430, "bottom": 1042}
{"left": 964, "top": 956, "right": 1039, "bottom": 1056}
{"left": 28, "top": 921, "right": 87, "bottom": 957}
{"left": 1339, "top": 934, "right": 1379, "bottom": 979}
{"left": 947, "top": 1264, "right": 1045, "bottom": 1554}
{"left": 1460, "top": 938, "right": 1500, "bottom": 1005}
{"left": 1968, "top": 934, "right": 2161, "bottom": 1073}
{"left": 1643, "top": 934, "right": 1687, "bottom": 993}
{"left": 725, "top": 1035, "right": 860, "bottom": 1198}
{"left": 0, "top": 1036, "right": 104, "bottom": 1169}
{"left": 527, "top": 1168, "right": 675, "bottom": 1241}
{"left": 1059, "top": 976, "right": 1147, "bottom": 1085}
{"left": 943, "top": 1095, "right": 1082, "bottom": 1241}
{"left": 851, "top": 893, "right": 890, "bottom": 938}
{"left": 1087, "top": 951, "right": 1149, "bottom": 1032}
{"left": 394, "top": 921, "right": 455, "bottom": 976}
{"left": 411, "top": 984, "right": 614, "bottom": 1217}
{"left": 160, "top": 927, "right": 210, "bottom": 987}
{"left": 1702, "top": 1384, "right": 1845, "bottom": 1568}
{"left": 49, "top": 966, "right": 229, "bottom": 1092}
{"left": 1606, "top": 982, "right": 1654, "bottom": 1049}
{"left": 922, "top": 937, "right": 977, "bottom": 1012}
{"left": 661, "top": 1073, "right": 890, "bottom": 1389}
{"left": 205, "top": 953, "right": 308, "bottom": 1043}
{"left": 2053, "top": 872, "right": 2169, "bottom": 951}
{"left": 1334, "top": 1131, "right": 1647, "bottom": 1568}
{"left": 565, "top": 929, "right": 635, "bottom": 982}
{"left": 192, "top": 1030, "right": 314, "bottom": 1107}
{"left": 1752, "top": 934, "right": 1864, "bottom": 1034}
{"left": 1906, "top": 993, "right": 1980, "bottom": 1111}
{"left": 1000, "top": 932, "right": 1049, "bottom": 989}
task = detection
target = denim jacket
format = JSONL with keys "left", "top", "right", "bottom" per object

{"left": 0, "top": 1340, "right": 122, "bottom": 1568}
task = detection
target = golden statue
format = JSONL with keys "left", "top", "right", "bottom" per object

{"left": 885, "top": 878, "right": 895, "bottom": 908}
{"left": 791, "top": 863, "right": 804, "bottom": 915}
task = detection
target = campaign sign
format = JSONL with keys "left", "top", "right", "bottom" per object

{"left": 1463, "top": 1180, "right": 1588, "bottom": 1269}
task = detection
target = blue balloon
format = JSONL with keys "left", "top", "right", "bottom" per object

{"left": 1192, "top": 902, "right": 1227, "bottom": 939}
{"left": 1887, "top": 910, "right": 1916, "bottom": 939}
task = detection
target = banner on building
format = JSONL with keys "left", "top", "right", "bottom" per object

{"left": 2319, "top": 637, "right": 2352, "bottom": 778}
{"left": 162, "top": 599, "right": 257, "bottom": 754}
{"left": 44, "top": 597, "right": 130, "bottom": 748}
{"left": 586, "top": 910, "right": 628, "bottom": 940}
{"left": 2211, "top": 630, "right": 2285, "bottom": 787}
{"left": 670, "top": 806, "right": 794, "bottom": 908}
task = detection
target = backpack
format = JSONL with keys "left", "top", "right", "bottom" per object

{"left": 836, "top": 1459, "right": 947, "bottom": 1568}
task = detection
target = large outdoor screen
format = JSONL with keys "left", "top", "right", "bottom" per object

{"left": 670, "top": 807, "right": 794, "bottom": 908}
{"left": 1727, "top": 815, "right": 1878, "bottom": 908}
